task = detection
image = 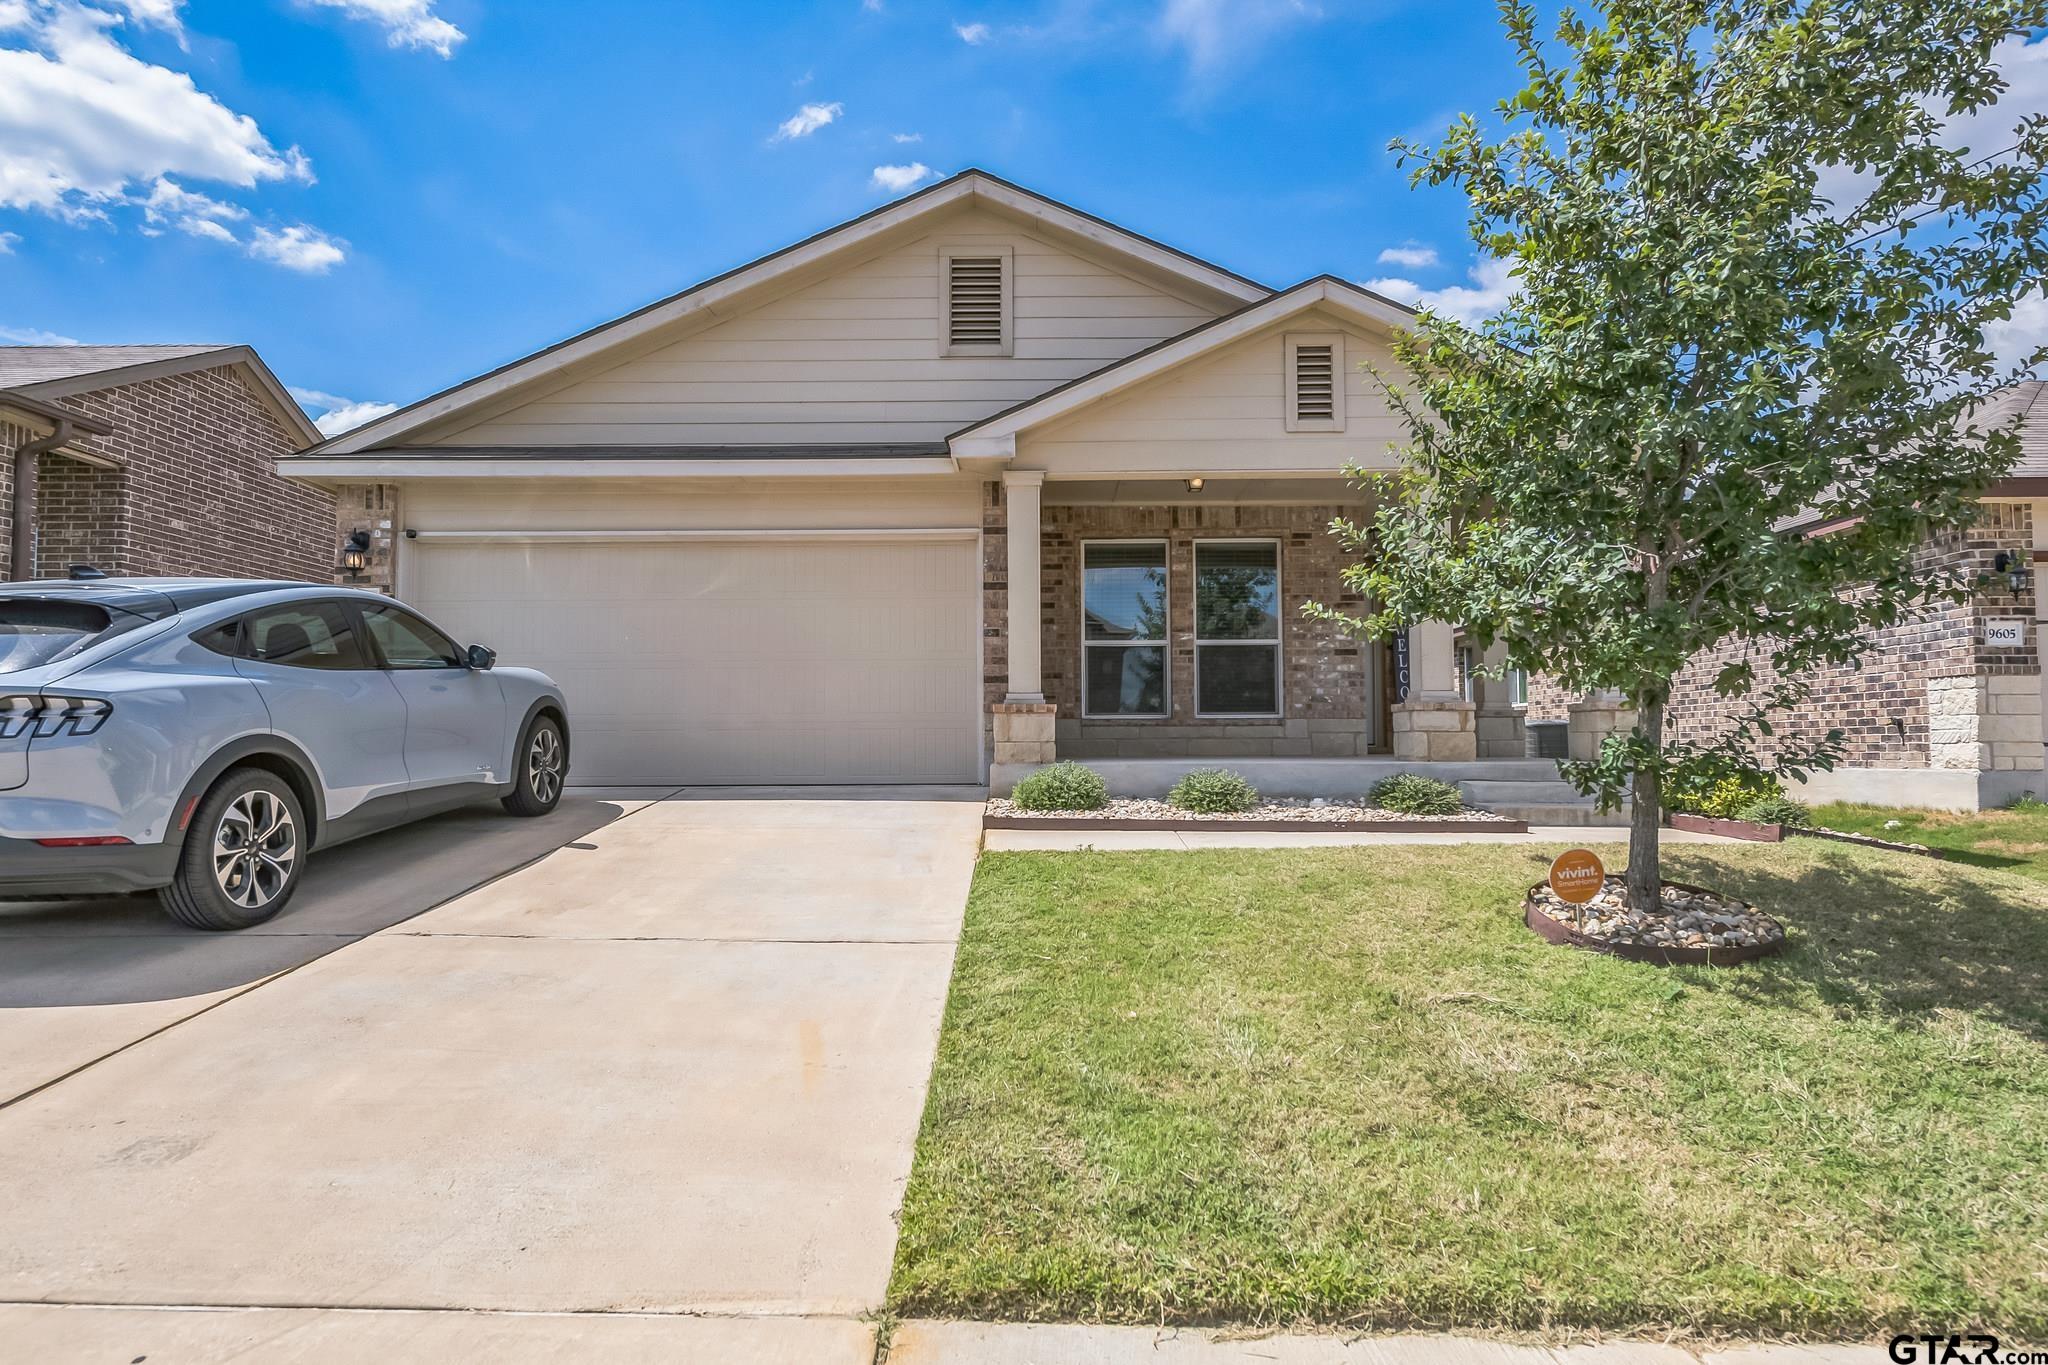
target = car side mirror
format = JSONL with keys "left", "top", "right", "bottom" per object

{"left": 466, "top": 644, "right": 497, "bottom": 671}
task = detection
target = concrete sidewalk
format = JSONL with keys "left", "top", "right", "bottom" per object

{"left": 983, "top": 824, "right": 1742, "bottom": 852}
{"left": 890, "top": 1322, "right": 1882, "bottom": 1364}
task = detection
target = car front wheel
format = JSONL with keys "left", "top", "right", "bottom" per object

{"left": 159, "top": 768, "right": 306, "bottom": 931}
{"left": 502, "top": 715, "right": 565, "bottom": 817}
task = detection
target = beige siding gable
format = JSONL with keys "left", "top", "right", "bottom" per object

{"left": 426, "top": 207, "right": 1226, "bottom": 448}
{"left": 1018, "top": 309, "right": 1407, "bottom": 476}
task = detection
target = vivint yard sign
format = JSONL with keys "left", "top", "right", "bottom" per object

{"left": 1985, "top": 619, "right": 2027, "bottom": 648}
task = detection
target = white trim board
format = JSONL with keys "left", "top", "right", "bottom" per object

{"left": 278, "top": 457, "right": 960, "bottom": 481}
{"left": 406, "top": 528, "right": 979, "bottom": 543}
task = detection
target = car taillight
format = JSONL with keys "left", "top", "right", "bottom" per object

{"left": 0, "top": 695, "right": 113, "bottom": 740}
{"left": 35, "top": 835, "right": 132, "bottom": 847}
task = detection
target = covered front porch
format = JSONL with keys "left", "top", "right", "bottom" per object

{"left": 982, "top": 470, "right": 1631, "bottom": 817}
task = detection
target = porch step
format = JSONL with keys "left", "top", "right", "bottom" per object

{"left": 1454, "top": 778, "right": 1630, "bottom": 827}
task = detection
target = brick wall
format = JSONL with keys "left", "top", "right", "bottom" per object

{"left": 1524, "top": 503, "right": 2040, "bottom": 773}
{"left": 330, "top": 481, "right": 399, "bottom": 593}
{"left": 11, "top": 364, "right": 335, "bottom": 581}
{"left": 1026, "top": 502, "right": 1377, "bottom": 759}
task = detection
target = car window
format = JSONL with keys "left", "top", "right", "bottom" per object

{"left": 240, "top": 603, "right": 368, "bottom": 671}
{"left": 0, "top": 599, "right": 128, "bottom": 673}
{"left": 362, "top": 605, "right": 465, "bottom": 670}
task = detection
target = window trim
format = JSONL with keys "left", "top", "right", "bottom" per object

{"left": 1283, "top": 331, "right": 1346, "bottom": 433}
{"left": 1079, "top": 537, "right": 1170, "bottom": 720}
{"left": 1192, "top": 537, "right": 1284, "bottom": 719}
{"left": 939, "top": 244, "right": 1014, "bottom": 358}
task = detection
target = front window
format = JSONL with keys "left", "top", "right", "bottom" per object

{"left": 362, "top": 605, "right": 465, "bottom": 669}
{"left": 1082, "top": 542, "right": 1167, "bottom": 717}
{"left": 1508, "top": 668, "right": 1530, "bottom": 707}
{"left": 1195, "top": 541, "right": 1280, "bottom": 716}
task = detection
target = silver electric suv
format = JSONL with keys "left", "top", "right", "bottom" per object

{"left": 0, "top": 577, "right": 570, "bottom": 929}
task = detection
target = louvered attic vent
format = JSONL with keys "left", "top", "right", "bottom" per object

{"left": 1293, "top": 343, "right": 1336, "bottom": 422}
{"left": 947, "top": 255, "right": 1006, "bottom": 348}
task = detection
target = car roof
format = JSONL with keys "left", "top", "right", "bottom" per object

{"left": 0, "top": 577, "right": 352, "bottom": 619}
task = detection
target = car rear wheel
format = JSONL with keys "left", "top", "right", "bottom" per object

{"left": 159, "top": 768, "right": 306, "bottom": 930}
{"left": 501, "top": 716, "right": 565, "bottom": 817}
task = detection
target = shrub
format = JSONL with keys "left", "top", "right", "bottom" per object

{"left": 1367, "top": 772, "right": 1465, "bottom": 816}
{"left": 2004, "top": 792, "right": 2048, "bottom": 813}
{"left": 1010, "top": 761, "right": 1107, "bottom": 812}
{"left": 1665, "top": 761, "right": 1781, "bottom": 818}
{"left": 1167, "top": 768, "right": 1259, "bottom": 814}
{"left": 1736, "top": 795, "right": 1812, "bottom": 829}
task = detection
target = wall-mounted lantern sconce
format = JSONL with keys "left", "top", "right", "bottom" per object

{"left": 1991, "top": 550, "right": 2030, "bottom": 596}
{"left": 338, "top": 529, "right": 372, "bottom": 577}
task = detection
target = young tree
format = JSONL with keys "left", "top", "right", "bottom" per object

{"left": 1328, "top": 0, "right": 2048, "bottom": 909}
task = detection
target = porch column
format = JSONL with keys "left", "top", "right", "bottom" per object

{"left": 992, "top": 469, "right": 1055, "bottom": 770}
{"left": 2032, "top": 499, "right": 2046, "bottom": 784}
{"left": 1567, "top": 688, "right": 1637, "bottom": 762}
{"left": 1390, "top": 619, "right": 1476, "bottom": 762}
{"left": 1473, "top": 638, "right": 1527, "bottom": 758}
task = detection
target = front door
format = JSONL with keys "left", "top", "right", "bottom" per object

{"left": 356, "top": 602, "right": 507, "bottom": 794}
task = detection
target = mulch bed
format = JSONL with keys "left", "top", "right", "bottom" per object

{"left": 987, "top": 797, "right": 1527, "bottom": 833}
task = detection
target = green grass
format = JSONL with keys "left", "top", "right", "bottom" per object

{"left": 1813, "top": 800, "right": 2048, "bottom": 883}
{"left": 889, "top": 841, "right": 2048, "bottom": 1336}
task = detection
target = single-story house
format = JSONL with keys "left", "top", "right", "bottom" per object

{"left": 0, "top": 345, "right": 334, "bottom": 583}
{"left": 283, "top": 171, "right": 2042, "bottom": 808}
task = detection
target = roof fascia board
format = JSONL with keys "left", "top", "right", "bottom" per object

{"left": 276, "top": 456, "right": 962, "bottom": 481}
{"left": 316, "top": 171, "right": 1275, "bottom": 456}
{"left": 949, "top": 278, "right": 1417, "bottom": 448}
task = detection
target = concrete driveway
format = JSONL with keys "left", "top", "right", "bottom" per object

{"left": 0, "top": 788, "right": 983, "bottom": 1362}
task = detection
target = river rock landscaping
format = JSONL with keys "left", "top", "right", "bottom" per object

{"left": 985, "top": 796, "right": 1517, "bottom": 824}
{"left": 1529, "top": 874, "right": 1785, "bottom": 952}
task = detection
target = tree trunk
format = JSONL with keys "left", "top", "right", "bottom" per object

{"left": 1627, "top": 693, "right": 1664, "bottom": 910}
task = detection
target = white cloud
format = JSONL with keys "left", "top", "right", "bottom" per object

{"left": 870, "top": 161, "right": 934, "bottom": 192}
{"left": 0, "top": 231, "right": 18, "bottom": 253}
{"left": 1363, "top": 256, "right": 1516, "bottom": 324}
{"left": 1376, "top": 242, "right": 1438, "bottom": 269}
{"left": 1157, "top": 0, "right": 1320, "bottom": 78}
{"left": 891, "top": 131, "right": 922, "bottom": 143}
{"left": 249, "top": 222, "right": 345, "bottom": 273}
{"left": 310, "top": 398, "right": 398, "bottom": 436}
{"left": 106, "top": 0, "right": 181, "bottom": 36}
{"left": 1985, "top": 290, "right": 2048, "bottom": 375}
{"left": 862, "top": 0, "right": 881, "bottom": 10}
{"left": 138, "top": 174, "right": 244, "bottom": 238}
{"left": 953, "top": 21, "right": 989, "bottom": 43}
{"left": 771, "top": 100, "right": 842, "bottom": 142}
{"left": 298, "top": 0, "right": 463, "bottom": 58}
{"left": 0, "top": 323, "right": 84, "bottom": 344}
{"left": 0, "top": 3, "right": 314, "bottom": 222}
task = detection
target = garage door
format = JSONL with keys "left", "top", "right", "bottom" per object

{"left": 407, "top": 535, "right": 981, "bottom": 785}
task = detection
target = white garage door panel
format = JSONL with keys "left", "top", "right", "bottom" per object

{"left": 409, "top": 539, "right": 980, "bottom": 785}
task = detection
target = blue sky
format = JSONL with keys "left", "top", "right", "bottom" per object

{"left": 0, "top": 1, "right": 2040, "bottom": 436}
{"left": 0, "top": 0, "right": 1533, "bottom": 433}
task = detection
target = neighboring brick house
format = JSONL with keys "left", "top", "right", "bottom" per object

{"left": 0, "top": 345, "right": 334, "bottom": 582}
{"left": 1512, "top": 384, "right": 2045, "bottom": 810}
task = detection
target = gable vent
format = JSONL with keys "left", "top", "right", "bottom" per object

{"left": 1293, "top": 343, "right": 1336, "bottom": 422}
{"left": 947, "top": 255, "right": 1006, "bottom": 348}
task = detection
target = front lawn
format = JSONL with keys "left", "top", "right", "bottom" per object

{"left": 890, "top": 842, "right": 2048, "bottom": 1336}
{"left": 1813, "top": 800, "right": 2048, "bottom": 883}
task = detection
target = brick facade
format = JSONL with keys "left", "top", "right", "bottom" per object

{"left": 997, "top": 499, "right": 1378, "bottom": 759}
{"left": 330, "top": 481, "right": 400, "bottom": 593}
{"left": 3, "top": 365, "right": 335, "bottom": 582}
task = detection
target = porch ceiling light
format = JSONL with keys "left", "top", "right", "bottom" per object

{"left": 1185, "top": 477, "right": 1205, "bottom": 493}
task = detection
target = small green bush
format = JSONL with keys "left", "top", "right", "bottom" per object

{"left": 1736, "top": 795, "right": 1812, "bottom": 828}
{"left": 1010, "top": 761, "right": 1108, "bottom": 812}
{"left": 1367, "top": 773, "right": 1465, "bottom": 816}
{"left": 2004, "top": 792, "right": 2048, "bottom": 813}
{"left": 1666, "top": 763, "right": 1781, "bottom": 818}
{"left": 1167, "top": 768, "right": 1259, "bottom": 814}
